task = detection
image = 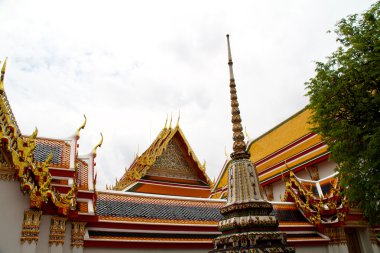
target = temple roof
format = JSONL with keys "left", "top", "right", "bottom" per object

{"left": 87, "top": 192, "right": 321, "bottom": 248}
{"left": 247, "top": 108, "right": 315, "bottom": 163}
{"left": 211, "top": 108, "right": 329, "bottom": 198}
{"left": 114, "top": 125, "right": 212, "bottom": 194}
{"left": 33, "top": 136, "right": 72, "bottom": 169}
{"left": 96, "top": 191, "right": 224, "bottom": 225}
{"left": 95, "top": 191, "right": 310, "bottom": 225}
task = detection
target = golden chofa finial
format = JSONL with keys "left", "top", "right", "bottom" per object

{"left": 169, "top": 113, "right": 173, "bottom": 129}
{"left": 0, "top": 57, "right": 8, "bottom": 92}
{"left": 176, "top": 110, "right": 180, "bottom": 127}
{"left": 92, "top": 132, "right": 103, "bottom": 157}
{"left": 75, "top": 114, "right": 87, "bottom": 138}
{"left": 30, "top": 127, "right": 39, "bottom": 139}
{"left": 135, "top": 144, "right": 139, "bottom": 158}
{"left": 226, "top": 35, "right": 250, "bottom": 160}
{"left": 244, "top": 126, "right": 250, "bottom": 140}
{"left": 164, "top": 114, "right": 168, "bottom": 129}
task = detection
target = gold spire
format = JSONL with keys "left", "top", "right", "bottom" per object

{"left": 176, "top": 110, "right": 180, "bottom": 127}
{"left": 164, "top": 114, "right": 168, "bottom": 129}
{"left": 1, "top": 57, "right": 7, "bottom": 81}
{"left": 30, "top": 127, "right": 39, "bottom": 139}
{"left": 244, "top": 126, "right": 250, "bottom": 140}
{"left": 226, "top": 35, "right": 250, "bottom": 160}
{"left": 92, "top": 132, "right": 103, "bottom": 157}
{"left": 0, "top": 58, "right": 7, "bottom": 92}
{"left": 75, "top": 114, "right": 87, "bottom": 138}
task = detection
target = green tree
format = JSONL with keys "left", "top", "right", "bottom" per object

{"left": 306, "top": 1, "right": 380, "bottom": 224}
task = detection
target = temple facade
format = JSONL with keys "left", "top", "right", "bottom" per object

{"left": 0, "top": 45, "right": 379, "bottom": 253}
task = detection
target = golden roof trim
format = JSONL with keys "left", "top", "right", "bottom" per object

{"left": 0, "top": 64, "right": 77, "bottom": 216}
{"left": 114, "top": 125, "right": 212, "bottom": 190}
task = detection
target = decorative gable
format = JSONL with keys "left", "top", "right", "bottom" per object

{"left": 147, "top": 137, "right": 198, "bottom": 180}
{"left": 114, "top": 125, "right": 213, "bottom": 193}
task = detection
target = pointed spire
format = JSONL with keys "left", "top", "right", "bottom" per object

{"left": 1, "top": 57, "right": 7, "bottom": 82}
{"left": 164, "top": 114, "right": 168, "bottom": 129}
{"left": 75, "top": 114, "right": 87, "bottom": 138}
{"left": 30, "top": 127, "right": 39, "bottom": 139}
{"left": 244, "top": 126, "right": 250, "bottom": 140}
{"left": 176, "top": 110, "right": 180, "bottom": 127}
{"left": 92, "top": 132, "right": 103, "bottom": 157}
{"left": 0, "top": 57, "right": 7, "bottom": 92}
{"left": 226, "top": 35, "right": 250, "bottom": 160}
{"left": 169, "top": 113, "right": 172, "bottom": 129}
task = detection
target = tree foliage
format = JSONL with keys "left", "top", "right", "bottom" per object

{"left": 306, "top": 2, "right": 380, "bottom": 224}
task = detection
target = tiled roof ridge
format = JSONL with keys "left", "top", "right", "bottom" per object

{"left": 24, "top": 135, "right": 73, "bottom": 142}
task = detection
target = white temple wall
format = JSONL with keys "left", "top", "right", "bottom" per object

{"left": 35, "top": 216, "right": 73, "bottom": 253}
{"left": 358, "top": 228, "right": 375, "bottom": 253}
{"left": 317, "top": 160, "right": 337, "bottom": 179}
{"left": 37, "top": 215, "right": 51, "bottom": 253}
{"left": 63, "top": 221, "right": 73, "bottom": 253}
{"left": 294, "top": 169, "right": 311, "bottom": 180}
{"left": 36, "top": 215, "right": 51, "bottom": 253}
{"left": 295, "top": 245, "right": 328, "bottom": 253}
{"left": 327, "top": 244, "right": 349, "bottom": 253}
{"left": 271, "top": 179, "right": 285, "bottom": 201}
{"left": 372, "top": 243, "right": 380, "bottom": 253}
{"left": 0, "top": 180, "right": 30, "bottom": 253}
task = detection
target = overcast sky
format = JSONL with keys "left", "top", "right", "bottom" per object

{"left": 0, "top": 0, "right": 376, "bottom": 188}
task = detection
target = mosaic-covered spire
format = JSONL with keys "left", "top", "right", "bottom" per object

{"left": 0, "top": 58, "right": 7, "bottom": 92}
{"left": 211, "top": 35, "right": 295, "bottom": 253}
{"left": 226, "top": 35, "right": 250, "bottom": 160}
{"left": 1, "top": 57, "right": 7, "bottom": 82}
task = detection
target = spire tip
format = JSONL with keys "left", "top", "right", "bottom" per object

{"left": 226, "top": 34, "right": 249, "bottom": 160}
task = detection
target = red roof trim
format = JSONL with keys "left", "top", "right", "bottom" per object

{"left": 86, "top": 221, "right": 218, "bottom": 232}
{"left": 258, "top": 141, "right": 326, "bottom": 176}
{"left": 261, "top": 153, "right": 330, "bottom": 186}
{"left": 255, "top": 133, "right": 317, "bottom": 166}
{"left": 84, "top": 240, "right": 213, "bottom": 249}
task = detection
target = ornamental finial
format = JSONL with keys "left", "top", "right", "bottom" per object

{"left": 92, "top": 132, "right": 103, "bottom": 157}
{"left": 226, "top": 35, "right": 250, "bottom": 160}
{"left": 176, "top": 110, "right": 180, "bottom": 127}
{"left": 0, "top": 57, "right": 7, "bottom": 92}
{"left": 1, "top": 57, "right": 7, "bottom": 82}
{"left": 75, "top": 114, "right": 87, "bottom": 138}
{"left": 164, "top": 114, "right": 168, "bottom": 129}
{"left": 244, "top": 126, "right": 250, "bottom": 140}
